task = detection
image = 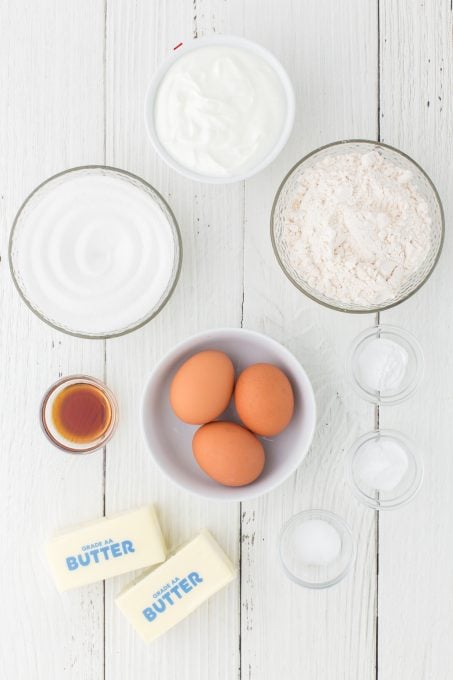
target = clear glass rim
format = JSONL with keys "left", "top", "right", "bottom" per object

{"left": 270, "top": 139, "right": 445, "bottom": 314}
{"left": 40, "top": 374, "right": 119, "bottom": 454}
{"left": 346, "top": 429, "right": 424, "bottom": 510}
{"left": 9, "top": 165, "right": 183, "bottom": 339}
{"left": 278, "top": 509, "right": 356, "bottom": 589}
{"left": 345, "top": 324, "right": 425, "bottom": 405}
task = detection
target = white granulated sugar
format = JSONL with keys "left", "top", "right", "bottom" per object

{"left": 294, "top": 519, "right": 341, "bottom": 566}
{"left": 282, "top": 151, "right": 432, "bottom": 305}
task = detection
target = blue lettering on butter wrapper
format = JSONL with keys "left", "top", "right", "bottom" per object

{"left": 66, "top": 556, "right": 78, "bottom": 571}
{"left": 142, "top": 572, "right": 203, "bottom": 623}
{"left": 65, "top": 539, "right": 135, "bottom": 571}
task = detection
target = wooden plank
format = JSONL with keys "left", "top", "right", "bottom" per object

{"left": 104, "top": 1, "right": 243, "bottom": 678}
{"left": 378, "top": 2, "right": 453, "bottom": 678}
{"left": 233, "top": 1, "right": 380, "bottom": 678}
{"left": 0, "top": 2, "right": 106, "bottom": 678}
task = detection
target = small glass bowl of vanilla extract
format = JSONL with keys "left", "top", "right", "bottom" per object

{"left": 40, "top": 375, "right": 118, "bottom": 453}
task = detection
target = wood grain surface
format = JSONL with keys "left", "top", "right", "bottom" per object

{"left": 378, "top": 2, "right": 453, "bottom": 679}
{"left": 0, "top": 1, "right": 451, "bottom": 679}
{"left": 0, "top": 3, "right": 106, "bottom": 678}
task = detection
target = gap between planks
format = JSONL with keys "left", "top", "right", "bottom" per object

{"left": 102, "top": 3, "right": 108, "bottom": 680}
{"left": 376, "top": 0, "right": 381, "bottom": 675}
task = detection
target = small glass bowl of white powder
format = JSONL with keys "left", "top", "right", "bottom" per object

{"left": 346, "top": 430, "right": 424, "bottom": 510}
{"left": 346, "top": 324, "right": 424, "bottom": 405}
{"left": 279, "top": 509, "right": 355, "bottom": 588}
{"left": 271, "top": 140, "right": 444, "bottom": 312}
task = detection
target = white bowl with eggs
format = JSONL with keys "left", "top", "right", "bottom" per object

{"left": 145, "top": 35, "right": 295, "bottom": 184}
{"left": 141, "top": 328, "right": 316, "bottom": 502}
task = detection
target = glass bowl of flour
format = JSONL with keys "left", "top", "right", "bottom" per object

{"left": 271, "top": 140, "right": 444, "bottom": 313}
{"left": 9, "top": 167, "right": 182, "bottom": 338}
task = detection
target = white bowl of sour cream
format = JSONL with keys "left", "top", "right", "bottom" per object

{"left": 145, "top": 36, "right": 295, "bottom": 183}
{"left": 9, "top": 167, "right": 182, "bottom": 338}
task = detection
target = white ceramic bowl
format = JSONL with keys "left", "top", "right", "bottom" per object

{"left": 144, "top": 35, "right": 296, "bottom": 184}
{"left": 141, "top": 328, "right": 316, "bottom": 501}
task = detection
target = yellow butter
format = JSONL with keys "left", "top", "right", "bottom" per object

{"left": 116, "top": 529, "right": 236, "bottom": 643}
{"left": 46, "top": 505, "right": 166, "bottom": 592}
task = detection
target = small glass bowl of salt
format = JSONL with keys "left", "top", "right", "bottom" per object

{"left": 346, "top": 324, "right": 424, "bottom": 405}
{"left": 346, "top": 429, "right": 424, "bottom": 510}
{"left": 279, "top": 509, "right": 355, "bottom": 589}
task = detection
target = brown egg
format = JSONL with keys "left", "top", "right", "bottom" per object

{"left": 234, "top": 363, "right": 294, "bottom": 436}
{"left": 170, "top": 350, "right": 234, "bottom": 424}
{"left": 193, "top": 421, "right": 265, "bottom": 487}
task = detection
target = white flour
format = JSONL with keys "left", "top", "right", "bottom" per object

{"left": 282, "top": 151, "right": 432, "bottom": 305}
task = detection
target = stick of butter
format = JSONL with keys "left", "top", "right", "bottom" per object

{"left": 46, "top": 505, "right": 166, "bottom": 592}
{"left": 116, "top": 529, "right": 236, "bottom": 643}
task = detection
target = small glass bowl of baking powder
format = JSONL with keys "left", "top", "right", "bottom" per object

{"left": 271, "top": 140, "right": 444, "bottom": 313}
{"left": 279, "top": 509, "right": 356, "bottom": 589}
{"left": 346, "top": 324, "right": 424, "bottom": 405}
{"left": 346, "top": 429, "right": 424, "bottom": 510}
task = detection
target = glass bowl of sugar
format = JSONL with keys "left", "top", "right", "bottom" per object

{"left": 279, "top": 509, "right": 355, "bottom": 589}
{"left": 346, "top": 430, "right": 424, "bottom": 510}
{"left": 9, "top": 166, "right": 182, "bottom": 338}
{"left": 346, "top": 324, "right": 424, "bottom": 405}
{"left": 271, "top": 140, "right": 444, "bottom": 313}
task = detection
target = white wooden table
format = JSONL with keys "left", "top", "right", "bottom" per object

{"left": 1, "top": 1, "right": 452, "bottom": 678}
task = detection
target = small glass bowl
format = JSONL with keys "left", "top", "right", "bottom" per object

{"left": 271, "top": 140, "right": 444, "bottom": 313}
{"left": 346, "top": 324, "right": 424, "bottom": 405}
{"left": 279, "top": 509, "right": 355, "bottom": 589}
{"left": 40, "top": 375, "right": 118, "bottom": 454}
{"left": 346, "top": 429, "right": 424, "bottom": 510}
{"left": 9, "top": 166, "right": 182, "bottom": 339}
